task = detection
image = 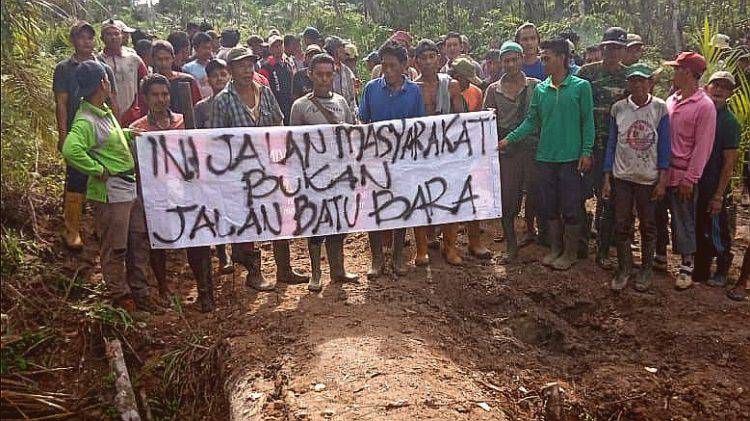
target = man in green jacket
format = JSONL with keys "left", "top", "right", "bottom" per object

{"left": 500, "top": 37, "right": 595, "bottom": 270}
{"left": 62, "top": 60, "right": 153, "bottom": 314}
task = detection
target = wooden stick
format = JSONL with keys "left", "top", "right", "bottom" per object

{"left": 104, "top": 338, "right": 141, "bottom": 421}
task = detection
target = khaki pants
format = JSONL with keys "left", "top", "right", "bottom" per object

{"left": 93, "top": 199, "right": 151, "bottom": 301}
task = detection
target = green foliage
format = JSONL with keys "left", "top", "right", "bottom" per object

{"left": 0, "top": 329, "right": 50, "bottom": 374}
{"left": 72, "top": 301, "right": 135, "bottom": 330}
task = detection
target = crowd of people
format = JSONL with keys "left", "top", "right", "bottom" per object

{"left": 53, "top": 18, "right": 750, "bottom": 314}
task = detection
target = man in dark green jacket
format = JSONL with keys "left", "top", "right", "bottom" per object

{"left": 500, "top": 37, "right": 595, "bottom": 271}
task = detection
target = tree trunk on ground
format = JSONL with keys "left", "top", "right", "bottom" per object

{"left": 105, "top": 338, "right": 141, "bottom": 421}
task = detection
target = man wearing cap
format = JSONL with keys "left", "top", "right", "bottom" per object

{"left": 578, "top": 26, "right": 629, "bottom": 267}
{"left": 499, "top": 37, "right": 595, "bottom": 271}
{"left": 259, "top": 34, "right": 294, "bottom": 125}
{"left": 484, "top": 41, "right": 542, "bottom": 262}
{"left": 343, "top": 43, "right": 359, "bottom": 77}
{"left": 302, "top": 27, "right": 322, "bottom": 48}
{"left": 100, "top": 19, "right": 148, "bottom": 125}
{"left": 292, "top": 44, "right": 323, "bottom": 99}
{"left": 150, "top": 40, "right": 201, "bottom": 114}
{"left": 602, "top": 63, "right": 670, "bottom": 292}
{"left": 694, "top": 71, "right": 741, "bottom": 288}
{"left": 363, "top": 51, "right": 380, "bottom": 73}
{"left": 217, "top": 28, "right": 240, "bottom": 62}
{"left": 623, "top": 34, "right": 644, "bottom": 66}
{"left": 54, "top": 21, "right": 118, "bottom": 251}
{"left": 210, "top": 46, "right": 309, "bottom": 291}
{"left": 359, "top": 41, "right": 426, "bottom": 277}
{"left": 663, "top": 51, "right": 717, "bottom": 290}
{"left": 323, "top": 36, "right": 358, "bottom": 114}
{"left": 515, "top": 23, "right": 546, "bottom": 80}
{"left": 61, "top": 60, "right": 152, "bottom": 314}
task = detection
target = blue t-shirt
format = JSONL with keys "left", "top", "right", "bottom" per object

{"left": 358, "top": 76, "right": 426, "bottom": 123}
{"left": 522, "top": 59, "right": 545, "bottom": 80}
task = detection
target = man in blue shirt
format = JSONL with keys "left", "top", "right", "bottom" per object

{"left": 515, "top": 22, "right": 545, "bottom": 80}
{"left": 359, "top": 41, "right": 426, "bottom": 278}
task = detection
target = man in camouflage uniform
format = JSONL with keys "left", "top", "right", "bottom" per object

{"left": 577, "top": 27, "right": 628, "bottom": 267}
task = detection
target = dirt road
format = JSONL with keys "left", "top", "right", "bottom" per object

{"left": 145, "top": 219, "right": 749, "bottom": 420}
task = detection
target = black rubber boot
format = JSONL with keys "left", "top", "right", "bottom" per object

{"left": 367, "top": 232, "right": 384, "bottom": 278}
{"left": 328, "top": 235, "right": 358, "bottom": 282}
{"left": 187, "top": 246, "right": 214, "bottom": 312}
{"left": 542, "top": 220, "right": 563, "bottom": 266}
{"left": 392, "top": 228, "right": 408, "bottom": 276}
{"left": 502, "top": 216, "right": 518, "bottom": 263}
{"left": 634, "top": 240, "right": 654, "bottom": 292}
{"left": 552, "top": 224, "right": 579, "bottom": 271}
{"left": 273, "top": 240, "right": 309, "bottom": 284}
{"left": 611, "top": 240, "right": 632, "bottom": 291}
{"left": 308, "top": 241, "right": 322, "bottom": 292}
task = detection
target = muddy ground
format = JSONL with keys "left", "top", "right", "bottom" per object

{"left": 139, "top": 212, "right": 750, "bottom": 420}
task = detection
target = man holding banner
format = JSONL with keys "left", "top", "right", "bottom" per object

{"left": 209, "top": 46, "right": 309, "bottom": 291}
{"left": 358, "top": 41, "right": 427, "bottom": 277}
{"left": 289, "top": 53, "right": 359, "bottom": 292}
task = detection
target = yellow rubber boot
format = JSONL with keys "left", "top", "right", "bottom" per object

{"left": 468, "top": 221, "right": 492, "bottom": 259}
{"left": 63, "top": 192, "right": 85, "bottom": 250}
{"left": 441, "top": 223, "right": 463, "bottom": 265}
{"left": 413, "top": 226, "right": 430, "bottom": 266}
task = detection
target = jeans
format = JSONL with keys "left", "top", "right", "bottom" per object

{"left": 668, "top": 186, "right": 699, "bottom": 256}
{"left": 537, "top": 160, "right": 583, "bottom": 224}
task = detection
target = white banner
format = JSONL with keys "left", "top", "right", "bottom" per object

{"left": 135, "top": 111, "right": 502, "bottom": 249}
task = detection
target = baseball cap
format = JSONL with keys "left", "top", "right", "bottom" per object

{"left": 75, "top": 60, "right": 107, "bottom": 98}
{"left": 664, "top": 51, "right": 707, "bottom": 75}
{"left": 627, "top": 33, "right": 643, "bottom": 47}
{"left": 363, "top": 51, "right": 380, "bottom": 64}
{"left": 499, "top": 41, "right": 523, "bottom": 57}
{"left": 305, "top": 44, "right": 323, "bottom": 55}
{"left": 302, "top": 27, "right": 320, "bottom": 41}
{"left": 708, "top": 70, "right": 736, "bottom": 87}
{"left": 390, "top": 30, "right": 413, "bottom": 47}
{"left": 101, "top": 19, "right": 135, "bottom": 33}
{"left": 601, "top": 27, "right": 628, "bottom": 46}
{"left": 226, "top": 46, "right": 259, "bottom": 63}
{"left": 711, "top": 34, "right": 731, "bottom": 49}
{"left": 246, "top": 35, "right": 267, "bottom": 48}
{"left": 450, "top": 56, "right": 483, "bottom": 85}
{"left": 625, "top": 63, "right": 654, "bottom": 79}
{"left": 70, "top": 21, "right": 95, "bottom": 39}
{"left": 267, "top": 34, "right": 283, "bottom": 46}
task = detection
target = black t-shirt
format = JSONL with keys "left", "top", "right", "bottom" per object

{"left": 53, "top": 56, "right": 117, "bottom": 128}
{"left": 292, "top": 68, "right": 313, "bottom": 100}
{"left": 699, "top": 106, "right": 741, "bottom": 195}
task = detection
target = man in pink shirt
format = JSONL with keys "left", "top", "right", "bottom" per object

{"left": 663, "top": 52, "right": 716, "bottom": 290}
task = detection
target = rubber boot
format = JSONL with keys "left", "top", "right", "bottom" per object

{"left": 468, "top": 221, "right": 492, "bottom": 259}
{"left": 216, "top": 245, "right": 234, "bottom": 275}
{"left": 328, "top": 236, "right": 358, "bottom": 282}
{"left": 392, "top": 228, "right": 408, "bottom": 276}
{"left": 187, "top": 247, "right": 214, "bottom": 312}
{"left": 413, "top": 226, "right": 431, "bottom": 266}
{"left": 610, "top": 240, "right": 632, "bottom": 290}
{"left": 273, "top": 240, "right": 308, "bottom": 284}
{"left": 551, "top": 224, "right": 579, "bottom": 270}
{"left": 501, "top": 216, "right": 518, "bottom": 263}
{"left": 307, "top": 242, "right": 322, "bottom": 292}
{"left": 149, "top": 249, "right": 170, "bottom": 305}
{"left": 542, "top": 220, "right": 563, "bottom": 266}
{"left": 441, "top": 223, "right": 462, "bottom": 265}
{"left": 239, "top": 247, "right": 274, "bottom": 291}
{"left": 63, "top": 192, "right": 85, "bottom": 250}
{"left": 708, "top": 251, "right": 734, "bottom": 287}
{"left": 367, "top": 232, "right": 384, "bottom": 278}
{"left": 634, "top": 240, "right": 654, "bottom": 292}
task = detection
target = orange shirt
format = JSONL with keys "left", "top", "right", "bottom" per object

{"left": 462, "top": 84, "right": 483, "bottom": 112}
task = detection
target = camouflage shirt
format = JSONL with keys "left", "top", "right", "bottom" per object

{"left": 577, "top": 61, "right": 628, "bottom": 150}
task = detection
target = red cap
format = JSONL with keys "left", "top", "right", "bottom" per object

{"left": 664, "top": 52, "right": 707, "bottom": 75}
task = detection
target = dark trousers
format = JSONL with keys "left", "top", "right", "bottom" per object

{"left": 65, "top": 165, "right": 88, "bottom": 194}
{"left": 309, "top": 233, "right": 347, "bottom": 246}
{"left": 584, "top": 147, "right": 614, "bottom": 253}
{"left": 537, "top": 161, "right": 582, "bottom": 224}
{"left": 694, "top": 190, "right": 733, "bottom": 281}
{"left": 655, "top": 198, "right": 670, "bottom": 256}
{"left": 500, "top": 153, "right": 525, "bottom": 219}
{"left": 613, "top": 179, "right": 657, "bottom": 247}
